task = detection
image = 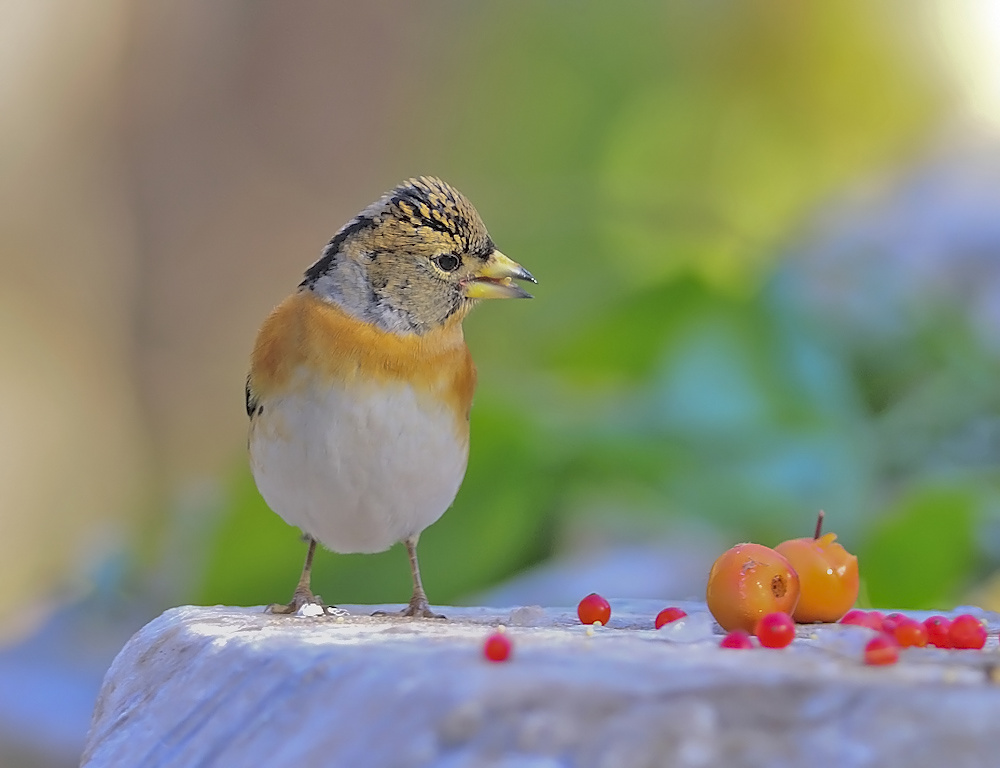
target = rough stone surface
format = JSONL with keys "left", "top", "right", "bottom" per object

{"left": 82, "top": 601, "right": 1000, "bottom": 768}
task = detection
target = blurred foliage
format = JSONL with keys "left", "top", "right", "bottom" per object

{"left": 199, "top": 1, "right": 1000, "bottom": 610}
{"left": 860, "top": 484, "right": 983, "bottom": 609}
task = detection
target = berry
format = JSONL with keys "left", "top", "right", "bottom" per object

{"left": 754, "top": 612, "right": 796, "bottom": 648}
{"left": 483, "top": 631, "right": 512, "bottom": 662}
{"left": 866, "top": 611, "right": 886, "bottom": 631}
{"left": 949, "top": 614, "right": 987, "bottom": 650}
{"left": 577, "top": 593, "right": 611, "bottom": 626}
{"left": 655, "top": 607, "right": 688, "bottom": 629}
{"left": 881, "top": 613, "right": 907, "bottom": 634}
{"left": 892, "top": 618, "right": 928, "bottom": 648}
{"left": 864, "top": 634, "right": 899, "bottom": 666}
{"left": 706, "top": 543, "right": 800, "bottom": 633}
{"left": 720, "top": 630, "right": 754, "bottom": 649}
{"left": 923, "top": 616, "right": 952, "bottom": 648}
{"left": 840, "top": 610, "right": 883, "bottom": 631}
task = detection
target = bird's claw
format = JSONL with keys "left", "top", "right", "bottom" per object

{"left": 265, "top": 589, "right": 346, "bottom": 617}
{"left": 373, "top": 596, "right": 445, "bottom": 620}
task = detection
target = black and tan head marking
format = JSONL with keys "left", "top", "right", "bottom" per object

{"left": 301, "top": 177, "right": 535, "bottom": 335}
{"left": 381, "top": 176, "right": 495, "bottom": 259}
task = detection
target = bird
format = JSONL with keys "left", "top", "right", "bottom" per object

{"left": 245, "top": 176, "right": 535, "bottom": 618}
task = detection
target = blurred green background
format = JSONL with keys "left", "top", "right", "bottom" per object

{"left": 6, "top": 0, "right": 1000, "bottom": 626}
{"left": 6, "top": 4, "right": 1000, "bottom": 760}
{"left": 192, "top": 0, "right": 1000, "bottom": 614}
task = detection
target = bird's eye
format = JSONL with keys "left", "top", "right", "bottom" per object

{"left": 434, "top": 253, "right": 461, "bottom": 272}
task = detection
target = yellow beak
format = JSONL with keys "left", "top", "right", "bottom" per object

{"left": 462, "top": 250, "right": 536, "bottom": 300}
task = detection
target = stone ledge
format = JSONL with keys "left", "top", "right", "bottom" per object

{"left": 82, "top": 601, "right": 1000, "bottom": 767}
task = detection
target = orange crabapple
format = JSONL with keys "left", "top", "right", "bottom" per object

{"left": 706, "top": 543, "right": 800, "bottom": 633}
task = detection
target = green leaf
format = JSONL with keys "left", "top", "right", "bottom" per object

{"left": 860, "top": 484, "right": 980, "bottom": 609}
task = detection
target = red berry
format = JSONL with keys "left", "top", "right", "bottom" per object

{"left": 577, "top": 593, "right": 611, "bottom": 626}
{"left": 864, "top": 634, "right": 899, "bottom": 665}
{"left": 881, "top": 613, "right": 907, "bottom": 634}
{"left": 892, "top": 618, "right": 928, "bottom": 648}
{"left": 949, "top": 614, "right": 987, "bottom": 650}
{"left": 483, "top": 631, "right": 512, "bottom": 662}
{"left": 840, "top": 610, "right": 883, "bottom": 631}
{"left": 754, "top": 612, "right": 796, "bottom": 648}
{"left": 655, "top": 607, "right": 688, "bottom": 629}
{"left": 924, "top": 616, "right": 952, "bottom": 648}
{"left": 720, "top": 629, "right": 754, "bottom": 649}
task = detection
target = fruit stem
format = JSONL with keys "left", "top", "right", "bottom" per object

{"left": 814, "top": 510, "right": 825, "bottom": 540}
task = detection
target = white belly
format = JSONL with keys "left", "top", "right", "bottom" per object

{"left": 248, "top": 380, "right": 469, "bottom": 554}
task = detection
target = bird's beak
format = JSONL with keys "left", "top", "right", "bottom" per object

{"left": 462, "top": 250, "right": 536, "bottom": 300}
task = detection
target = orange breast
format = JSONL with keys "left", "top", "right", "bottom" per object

{"left": 250, "top": 291, "right": 477, "bottom": 431}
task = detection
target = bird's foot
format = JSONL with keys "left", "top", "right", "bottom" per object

{"left": 265, "top": 589, "right": 346, "bottom": 617}
{"left": 373, "top": 595, "right": 445, "bottom": 620}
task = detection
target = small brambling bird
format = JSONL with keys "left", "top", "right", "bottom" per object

{"left": 246, "top": 177, "right": 535, "bottom": 618}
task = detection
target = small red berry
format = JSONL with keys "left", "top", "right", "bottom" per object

{"left": 949, "top": 614, "right": 987, "bottom": 650}
{"left": 720, "top": 629, "right": 754, "bottom": 649}
{"left": 754, "top": 612, "right": 796, "bottom": 648}
{"left": 864, "top": 634, "right": 899, "bottom": 666}
{"left": 881, "top": 613, "right": 906, "bottom": 634}
{"left": 655, "top": 607, "right": 688, "bottom": 629}
{"left": 840, "top": 610, "right": 883, "bottom": 631}
{"left": 924, "top": 616, "right": 952, "bottom": 648}
{"left": 892, "top": 618, "right": 928, "bottom": 648}
{"left": 483, "top": 631, "right": 512, "bottom": 662}
{"left": 577, "top": 593, "right": 611, "bottom": 626}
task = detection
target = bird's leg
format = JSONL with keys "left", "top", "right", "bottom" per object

{"left": 266, "top": 536, "right": 342, "bottom": 616}
{"left": 374, "top": 535, "right": 445, "bottom": 619}
{"left": 403, "top": 535, "right": 446, "bottom": 618}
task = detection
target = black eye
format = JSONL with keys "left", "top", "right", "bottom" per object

{"left": 435, "top": 253, "right": 461, "bottom": 272}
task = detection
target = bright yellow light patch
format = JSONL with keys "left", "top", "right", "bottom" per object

{"left": 933, "top": 0, "right": 1000, "bottom": 131}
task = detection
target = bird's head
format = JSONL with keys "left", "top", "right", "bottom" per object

{"left": 301, "top": 177, "right": 535, "bottom": 335}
